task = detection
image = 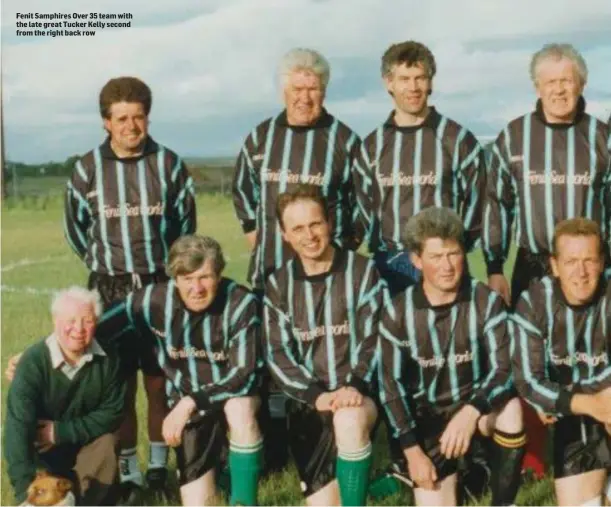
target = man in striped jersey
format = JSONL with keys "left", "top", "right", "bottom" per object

{"left": 99, "top": 235, "right": 263, "bottom": 506}
{"left": 512, "top": 218, "right": 611, "bottom": 506}
{"left": 63, "top": 77, "right": 197, "bottom": 499}
{"left": 379, "top": 207, "right": 525, "bottom": 506}
{"left": 484, "top": 43, "right": 611, "bottom": 479}
{"left": 353, "top": 40, "right": 485, "bottom": 295}
{"left": 232, "top": 48, "right": 362, "bottom": 472}
{"left": 263, "top": 185, "right": 381, "bottom": 506}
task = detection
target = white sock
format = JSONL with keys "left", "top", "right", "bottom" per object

{"left": 119, "top": 447, "right": 143, "bottom": 485}
{"left": 148, "top": 441, "right": 169, "bottom": 470}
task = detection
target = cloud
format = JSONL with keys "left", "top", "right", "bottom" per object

{"left": 3, "top": 0, "right": 611, "bottom": 161}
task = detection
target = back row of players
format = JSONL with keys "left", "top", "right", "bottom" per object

{"left": 6, "top": 39, "right": 611, "bottom": 505}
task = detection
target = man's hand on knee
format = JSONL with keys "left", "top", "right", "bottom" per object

{"left": 315, "top": 392, "right": 337, "bottom": 412}
{"left": 162, "top": 397, "right": 196, "bottom": 447}
{"left": 439, "top": 404, "right": 480, "bottom": 459}
{"left": 404, "top": 445, "right": 437, "bottom": 490}
{"left": 330, "top": 387, "right": 363, "bottom": 412}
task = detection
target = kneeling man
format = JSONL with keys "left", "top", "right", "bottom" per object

{"left": 263, "top": 185, "right": 381, "bottom": 506}
{"left": 379, "top": 207, "right": 525, "bottom": 506}
{"left": 513, "top": 218, "right": 611, "bottom": 506}
{"left": 4, "top": 287, "right": 125, "bottom": 505}
{"left": 103, "top": 235, "right": 263, "bottom": 506}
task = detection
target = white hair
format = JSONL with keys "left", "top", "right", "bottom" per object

{"left": 51, "top": 286, "right": 103, "bottom": 319}
{"left": 278, "top": 48, "right": 330, "bottom": 90}
{"left": 530, "top": 43, "right": 588, "bottom": 86}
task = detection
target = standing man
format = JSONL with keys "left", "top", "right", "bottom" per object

{"left": 353, "top": 40, "right": 485, "bottom": 294}
{"left": 232, "top": 48, "right": 362, "bottom": 471}
{"left": 4, "top": 287, "right": 125, "bottom": 506}
{"left": 263, "top": 185, "right": 381, "bottom": 506}
{"left": 484, "top": 43, "right": 611, "bottom": 478}
{"left": 378, "top": 207, "right": 525, "bottom": 506}
{"left": 513, "top": 218, "right": 611, "bottom": 506}
{"left": 64, "top": 76, "right": 197, "bottom": 500}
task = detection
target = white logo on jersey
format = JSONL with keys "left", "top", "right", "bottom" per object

{"left": 253, "top": 153, "right": 264, "bottom": 162}
{"left": 86, "top": 190, "right": 98, "bottom": 199}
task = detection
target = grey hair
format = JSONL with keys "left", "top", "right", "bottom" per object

{"left": 166, "top": 235, "right": 226, "bottom": 278}
{"left": 404, "top": 207, "right": 465, "bottom": 255}
{"left": 278, "top": 48, "right": 330, "bottom": 90}
{"left": 51, "top": 286, "right": 103, "bottom": 319}
{"left": 530, "top": 43, "right": 588, "bottom": 86}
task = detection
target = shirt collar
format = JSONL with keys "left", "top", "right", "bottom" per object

{"left": 412, "top": 275, "right": 472, "bottom": 310}
{"left": 383, "top": 106, "right": 442, "bottom": 133}
{"left": 45, "top": 334, "right": 106, "bottom": 370}
{"left": 293, "top": 247, "right": 346, "bottom": 281}
{"left": 534, "top": 96, "right": 586, "bottom": 129}
{"left": 100, "top": 135, "right": 159, "bottom": 161}
{"left": 275, "top": 108, "right": 334, "bottom": 130}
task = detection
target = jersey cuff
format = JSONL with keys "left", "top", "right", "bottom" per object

{"left": 345, "top": 376, "right": 369, "bottom": 397}
{"left": 303, "top": 382, "right": 327, "bottom": 407}
{"left": 468, "top": 396, "right": 490, "bottom": 416}
{"left": 486, "top": 260, "right": 504, "bottom": 276}
{"left": 241, "top": 220, "right": 257, "bottom": 234}
{"left": 398, "top": 429, "right": 418, "bottom": 450}
{"left": 555, "top": 389, "right": 574, "bottom": 416}
{"left": 190, "top": 391, "right": 211, "bottom": 411}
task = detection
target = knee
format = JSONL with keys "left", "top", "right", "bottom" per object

{"left": 495, "top": 397, "right": 524, "bottom": 433}
{"left": 333, "top": 404, "right": 374, "bottom": 437}
{"left": 224, "top": 396, "right": 260, "bottom": 432}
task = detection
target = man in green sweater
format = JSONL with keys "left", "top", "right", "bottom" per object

{"left": 4, "top": 286, "right": 125, "bottom": 505}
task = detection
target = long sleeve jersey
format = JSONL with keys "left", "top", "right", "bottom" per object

{"left": 64, "top": 136, "right": 197, "bottom": 275}
{"left": 483, "top": 98, "right": 611, "bottom": 275}
{"left": 512, "top": 276, "right": 611, "bottom": 417}
{"left": 262, "top": 249, "right": 385, "bottom": 406}
{"left": 379, "top": 278, "right": 512, "bottom": 449}
{"left": 352, "top": 108, "right": 485, "bottom": 253}
{"left": 97, "top": 278, "right": 261, "bottom": 411}
{"left": 232, "top": 109, "right": 361, "bottom": 289}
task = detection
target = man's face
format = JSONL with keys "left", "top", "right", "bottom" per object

{"left": 411, "top": 238, "right": 464, "bottom": 293}
{"left": 281, "top": 200, "right": 331, "bottom": 262}
{"left": 103, "top": 101, "right": 149, "bottom": 155}
{"left": 54, "top": 300, "right": 97, "bottom": 356}
{"left": 283, "top": 69, "right": 325, "bottom": 126}
{"left": 551, "top": 234, "right": 603, "bottom": 305}
{"left": 175, "top": 259, "right": 221, "bottom": 312}
{"left": 535, "top": 57, "right": 583, "bottom": 123}
{"left": 384, "top": 63, "right": 431, "bottom": 116}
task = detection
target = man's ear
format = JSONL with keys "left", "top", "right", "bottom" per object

{"left": 550, "top": 256, "right": 559, "bottom": 277}
{"left": 410, "top": 252, "right": 423, "bottom": 271}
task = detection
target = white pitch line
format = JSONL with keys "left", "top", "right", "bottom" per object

{"left": 1, "top": 285, "right": 60, "bottom": 296}
{"left": 1, "top": 255, "right": 70, "bottom": 273}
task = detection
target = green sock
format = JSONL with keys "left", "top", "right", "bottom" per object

{"left": 336, "top": 442, "right": 373, "bottom": 506}
{"left": 229, "top": 439, "right": 263, "bottom": 506}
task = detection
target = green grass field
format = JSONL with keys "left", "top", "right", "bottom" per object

{"left": 0, "top": 194, "right": 556, "bottom": 505}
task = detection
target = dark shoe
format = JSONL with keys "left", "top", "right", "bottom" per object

{"left": 145, "top": 467, "right": 168, "bottom": 491}
{"left": 118, "top": 481, "right": 144, "bottom": 506}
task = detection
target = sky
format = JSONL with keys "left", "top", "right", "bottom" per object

{"left": 2, "top": 0, "right": 611, "bottom": 163}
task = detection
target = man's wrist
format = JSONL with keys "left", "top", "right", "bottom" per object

{"left": 569, "top": 393, "right": 590, "bottom": 417}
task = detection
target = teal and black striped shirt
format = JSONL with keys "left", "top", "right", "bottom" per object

{"left": 64, "top": 136, "right": 197, "bottom": 275}
{"left": 232, "top": 109, "right": 362, "bottom": 289}
{"left": 97, "top": 278, "right": 261, "bottom": 412}
{"left": 379, "top": 277, "right": 512, "bottom": 449}
{"left": 512, "top": 276, "right": 611, "bottom": 417}
{"left": 483, "top": 98, "right": 611, "bottom": 275}
{"left": 353, "top": 108, "right": 485, "bottom": 253}
{"left": 262, "top": 249, "right": 384, "bottom": 406}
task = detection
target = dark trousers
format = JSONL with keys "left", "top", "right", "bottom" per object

{"left": 39, "top": 433, "right": 119, "bottom": 505}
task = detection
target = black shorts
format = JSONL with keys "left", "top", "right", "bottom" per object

{"left": 175, "top": 409, "right": 228, "bottom": 486}
{"left": 553, "top": 415, "right": 611, "bottom": 479}
{"left": 287, "top": 401, "right": 337, "bottom": 497}
{"left": 89, "top": 270, "right": 168, "bottom": 376}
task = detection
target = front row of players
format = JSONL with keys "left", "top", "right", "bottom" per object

{"left": 6, "top": 185, "right": 611, "bottom": 506}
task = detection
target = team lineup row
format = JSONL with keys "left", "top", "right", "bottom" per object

{"left": 4, "top": 38, "right": 611, "bottom": 506}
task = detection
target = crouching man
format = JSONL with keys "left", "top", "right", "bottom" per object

{"left": 513, "top": 218, "right": 611, "bottom": 506}
{"left": 100, "top": 235, "right": 263, "bottom": 506}
{"left": 379, "top": 207, "right": 525, "bottom": 506}
{"left": 263, "top": 185, "right": 381, "bottom": 506}
{"left": 4, "top": 287, "right": 125, "bottom": 505}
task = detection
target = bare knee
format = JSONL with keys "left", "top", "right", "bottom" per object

{"left": 494, "top": 397, "right": 523, "bottom": 434}
{"left": 333, "top": 399, "right": 377, "bottom": 448}
{"left": 224, "top": 396, "right": 260, "bottom": 443}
